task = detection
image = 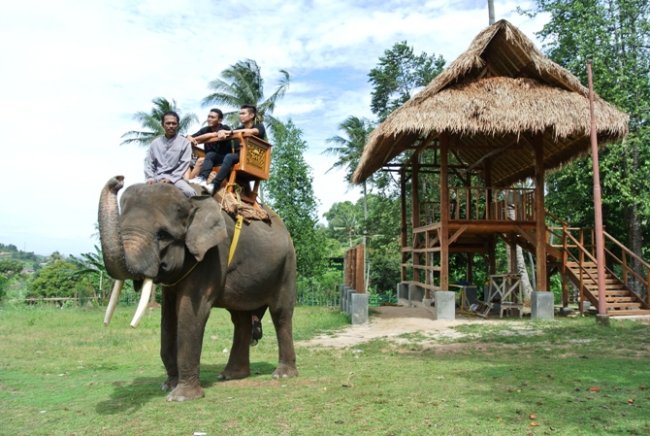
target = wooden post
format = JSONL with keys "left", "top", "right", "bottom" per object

{"left": 355, "top": 244, "right": 365, "bottom": 293}
{"left": 485, "top": 160, "right": 496, "bottom": 275}
{"left": 440, "top": 134, "right": 450, "bottom": 291}
{"left": 562, "top": 223, "right": 569, "bottom": 307}
{"left": 400, "top": 168, "right": 407, "bottom": 282}
{"left": 412, "top": 154, "right": 422, "bottom": 287}
{"left": 587, "top": 62, "right": 607, "bottom": 317}
{"left": 534, "top": 135, "right": 547, "bottom": 292}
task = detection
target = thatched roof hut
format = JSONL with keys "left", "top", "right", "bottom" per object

{"left": 353, "top": 19, "right": 629, "bottom": 186}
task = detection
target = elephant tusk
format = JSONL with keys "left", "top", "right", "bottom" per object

{"left": 130, "top": 278, "right": 154, "bottom": 328}
{"left": 103, "top": 279, "right": 124, "bottom": 326}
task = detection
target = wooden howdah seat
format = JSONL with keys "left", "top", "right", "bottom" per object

{"left": 191, "top": 132, "right": 272, "bottom": 204}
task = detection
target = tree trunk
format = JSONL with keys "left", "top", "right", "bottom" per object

{"left": 507, "top": 205, "right": 534, "bottom": 302}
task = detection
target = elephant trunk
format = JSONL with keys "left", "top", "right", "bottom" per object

{"left": 98, "top": 176, "right": 131, "bottom": 280}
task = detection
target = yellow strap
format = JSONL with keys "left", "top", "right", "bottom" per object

{"left": 228, "top": 214, "right": 244, "bottom": 266}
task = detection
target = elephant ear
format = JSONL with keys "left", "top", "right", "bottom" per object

{"left": 186, "top": 196, "right": 228, "bottom": 261}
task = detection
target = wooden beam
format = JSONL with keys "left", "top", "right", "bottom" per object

{"left": 448, "top": 225, "right": 469, "bottom": 246}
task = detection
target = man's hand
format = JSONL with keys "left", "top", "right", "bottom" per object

{"left": 187, "top": 135, "right": 198, "bottom": 145}
{"left": 146, "top": 179, "right": 156, "bottom": 185}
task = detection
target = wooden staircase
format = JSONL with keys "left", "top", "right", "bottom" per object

{"left": 507, "top": 221, "right": 650, "bottom": 317}
{"left": 564, "top": 261, "right": 650, "bottom": 316}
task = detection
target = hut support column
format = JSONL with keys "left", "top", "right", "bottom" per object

{"left": 411, "top": 156, "right": 422, "bottom": 298}
{"left": 534, "top": 137, "right": 547, "bottom": 292}
{"left": 435, "top": 134, "right": 455, "bottom": 320}
{"left": 440, "top": 135, "right": 450, "bottom": 292}
{"left": 532, "top": 136, "right": 554, "bottom": 319}
{"left": 485, "top": 161, "right": 496, "bottom": 275}
{"left": 400, "top": 168, "right": 407, "bottom": 282}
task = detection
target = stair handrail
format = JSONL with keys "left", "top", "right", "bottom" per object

{"left": 563, "top": 230, "right": 604, "bottom": 282}
{"left": 602, "top": 231, "right": 650, "bottom": 307}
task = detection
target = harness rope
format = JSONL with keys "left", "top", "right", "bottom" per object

{"left": 161, "top": 260, "right": 200, "bottom": 288}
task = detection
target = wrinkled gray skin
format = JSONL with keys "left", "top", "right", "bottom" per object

{"left": 98, "top": 176, "right": 298, "bottom": 401}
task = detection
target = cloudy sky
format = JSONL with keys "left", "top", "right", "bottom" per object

{"left": 0, "top": 0, "right": 548, "bottom": 256}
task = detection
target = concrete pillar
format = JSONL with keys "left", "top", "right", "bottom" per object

{"left": 350, "top": 293, "right": 369, "bottom": 324}
{"left": 340, "top": 285, "right": 347, "bottom": 311}
{"left": 345, "top": 288, "right": 356, "bottom": 314}
{"left": 408, "top": 284, "right": 424, "bottom": 307}
{"left": 433, "top": 291, "right": 455, "bottom": 320}
{"left": 531, "top": 291, "right": 554, "bottom": 320}
{"left": 397, "top": 282, "right": 409, "bottom": 305}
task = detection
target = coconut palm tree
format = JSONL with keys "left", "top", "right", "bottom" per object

{"left": 324, "top": 116, "right": 374, "bottom": 185}
{"left": 120, "top": 97, "right": 198, "bottom": 146}
{"left": 202, "top": 59, "right": 290, "bottom": 130}
{"left": 325, "top": 116, "right": 375, "bottom": 291}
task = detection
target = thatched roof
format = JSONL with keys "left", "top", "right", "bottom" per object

{"left": 353, "top": 19, "right": 629, "bottom": 186}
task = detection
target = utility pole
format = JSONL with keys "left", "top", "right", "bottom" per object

{"left": 587, "top": 62, "right": 608, "bottom": 325}
{"left": 488, "top": 0, "right": 495, "bottom": 25}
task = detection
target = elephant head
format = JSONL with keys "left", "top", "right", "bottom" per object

{"left": 98, "top": 176, "right": 227, "bottom": 327}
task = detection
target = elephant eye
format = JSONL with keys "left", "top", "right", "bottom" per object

{"left": 157, "top": 229, "right": 174, "bottom": 241}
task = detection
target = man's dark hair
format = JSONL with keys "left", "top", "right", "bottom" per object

{"left": 240, "top": 104, "right": 257, "bottom": 116}
{"left": 161, "top": 111, "right": 180, "bottom": 124}
{"left": 209, "top": 108, "right": 223, "bottom": 119}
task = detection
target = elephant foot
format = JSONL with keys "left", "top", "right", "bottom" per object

{"left": 218, "top": 367, "right": 251, "bottom": 381}
{"left": 166, "top": 383, "right": 204, "bottom": 402}
{"left": 272, "top": 364, "right": 299, "bottom": 379}
{"left": 161, "top": 376, "right": 178, "bottom": 392}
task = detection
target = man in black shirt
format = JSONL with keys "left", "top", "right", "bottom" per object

{"left": 208, "top": 104, "right": 267, "bottom": 194}
{"left": 187, "top": 108, "right": 231, "bottom": 188}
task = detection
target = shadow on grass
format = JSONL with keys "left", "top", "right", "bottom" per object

{"left": 96, "top": 361, "right": 278, "bottom": 414}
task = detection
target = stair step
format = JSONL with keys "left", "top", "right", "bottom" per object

{"left": 605, "top": 302, "right": 641, "bottom": 309}
{"left": 605, "top": 297, "right": 637, "bottom": 302}
{"left": 586, "top": 290, "right": 636, "bottom": 298}
{"left": 584, "top": 284, "right": 626, "bottom": 289}
{"left": 608, "top": 309, "right": 650, "bottom": 317}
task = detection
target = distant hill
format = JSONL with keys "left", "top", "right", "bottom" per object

{"left": 0, "top": 243, "right": 46, "bottom": 264}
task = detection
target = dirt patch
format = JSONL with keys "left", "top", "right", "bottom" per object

{"left": 299, "top": 306, "right": 501, "bottom": 348}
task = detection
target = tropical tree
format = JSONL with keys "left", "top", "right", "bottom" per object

{"left": 324, "top": 116, "right": 375, "bottom": 289}
{"left": 202, "top": 59, "right": 290, "bottom": 130}
{"left": 524, "top": 0, "right": 650, "bottom": 264}
{"left": 265, "top": 120, "right": 327, "bottom": 277}
{"left": 368, "top": 41, "right": 446, "bottom": 121}
{"left": 323, "top": 201, "right": 363, "bottom": 247}
{"left": 120, "top": 97, "right": 197, "bottom": 146}
{"left": 69, "top": 245, "right": 110, "bottom": 301}
{"left": 28, "top": 259, "right": 91, "bottom": 299}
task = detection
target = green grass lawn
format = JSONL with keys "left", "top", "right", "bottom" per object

{"left": 1, "top": 305, "right": 649, "bottom": 435}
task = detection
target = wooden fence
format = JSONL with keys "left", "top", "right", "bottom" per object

{"left": 344, "top": 244, "right": 365, "bottom": 292}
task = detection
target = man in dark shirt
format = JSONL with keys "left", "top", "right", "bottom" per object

{"left": 207, "top": 104, "right": 267, "bottom": 194}
{"left": 187, "top": 108, "right": 231, "bottom": 188}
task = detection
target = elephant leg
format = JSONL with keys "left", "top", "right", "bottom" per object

{"left": 219, "top": 310, "right": 252, "bottom": 380}
{"left": 251, "top": 306, "right": 267, "bottom": 346}
{"left": 166, "top": 291, "right": 212, "bottom": 402}
{"left": 160, "top": 290, "right": 178, "bottom": 392}
{"left": 269, "top": 306, "right": 298, "bottom": 379}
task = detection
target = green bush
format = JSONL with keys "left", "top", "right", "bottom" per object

{"left": 297, "top": 270, "right": 342, "bottom": 306}
{"left": 0, "top": 274, "right": 7, "bottom": 301}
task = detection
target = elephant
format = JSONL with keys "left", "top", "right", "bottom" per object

{"left": 98, "top": 176, "right": 298, "bottom": 401}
